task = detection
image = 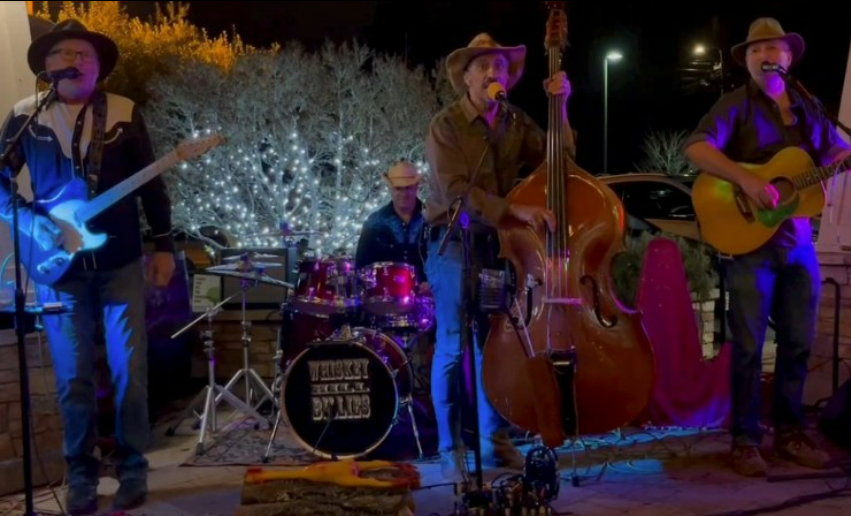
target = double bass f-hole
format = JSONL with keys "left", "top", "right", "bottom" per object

{"left": 580, "top": 275, "right": 617, "bottom": 328}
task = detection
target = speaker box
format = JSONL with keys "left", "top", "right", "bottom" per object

{"left": 819, "top": 379, "right": 851, "bottom": 450}
{"left": 219, "top": 248, "right": 299, "bottom": 309}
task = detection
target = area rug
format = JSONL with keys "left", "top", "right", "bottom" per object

{"left": 181, "top": 419, "right": 322, "bottom": 467}
{"left": 180, "top": 413, "right": 440, "bottom": 467}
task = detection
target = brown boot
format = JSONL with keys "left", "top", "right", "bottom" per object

{"left": 730, "top": 445, "right": 767, "bottom": 477}
{"left": 439, "top": 449, "right": 466, "bottom": 482}
{"left": 774, "top": 431, "right": 831, "bottom": 469}
{"left": 482, "top": 432, "right": 525, "bottom": 470}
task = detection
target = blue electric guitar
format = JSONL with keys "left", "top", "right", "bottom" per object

{"left": 19, "top": 134, "right": 223, "bottom": 286}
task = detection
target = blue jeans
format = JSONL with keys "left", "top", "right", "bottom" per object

{"left": 724, "top": 243, "right": 819, "bottom": 447}
{"left": 37, "top": 258, "right": 150, "bottom": 487}
{"left": 425, "top": 235, "right": 502, "bottom": 453}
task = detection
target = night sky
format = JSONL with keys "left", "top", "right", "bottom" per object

{"left": 48, "top": 1, "right": 851, "bottom": 175}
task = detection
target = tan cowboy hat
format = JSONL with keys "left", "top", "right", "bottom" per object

{"left": 731, "top": 17, "right": 805, "bottom": 67}
{"left": 384, "top": 162, "right": 421, "bottom": 187}
{"left": 28, "top": 19, "right": 119, "bottom": 81}
{"left": 445, "top": 33, "right": 526, "bottom": 94}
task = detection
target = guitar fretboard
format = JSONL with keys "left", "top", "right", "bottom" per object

{"left": 792, "top": 155, "right": 851, "bottom": 190}
{"left": 76, "top": 151, "right": 179, "bottom": 223}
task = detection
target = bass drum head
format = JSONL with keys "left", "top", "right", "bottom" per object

{"left": 281, "top": 338, "right": 399, "bottom": 459}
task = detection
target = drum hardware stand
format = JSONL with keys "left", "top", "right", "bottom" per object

{"left": 262, "top": 346, "right": 289, "bottom": 464}
{"left": 165, "top": 291, "right": 270, "bottom": 455}
{"left": 398, "top": 396, "right": 424, "bottom": 459}
{"left": 214, "top": 277, "right": 277, "bottom": 417}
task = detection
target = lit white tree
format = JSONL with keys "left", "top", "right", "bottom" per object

{"left": 633, "top": 130, "right": 695, "bottom": 177}
{"left": 143, "top": 40, "right": 446, "bottom": 255}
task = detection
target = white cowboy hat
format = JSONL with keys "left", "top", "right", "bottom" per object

{"left": 384, "top": 162, "right": 421, "bottom": 187}
{"left": 445, "top": 33, "right": 526, "bottom": 95}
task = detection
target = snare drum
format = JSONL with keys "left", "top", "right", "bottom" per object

{"left": 378, "top": 295, "right": 435, "bottom": 335}
{"left": 280, "top": 328, "right": 412, "bottom": 459}
{"left": 292, "top": 257, "right": 359, "bottom": 316}
{"left": 360, "top": 262, "right": 417, "bottom": 316}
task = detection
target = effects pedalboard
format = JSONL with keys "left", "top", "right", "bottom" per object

{"left": 448, "top": 447, "right": 563, "bottom": 516}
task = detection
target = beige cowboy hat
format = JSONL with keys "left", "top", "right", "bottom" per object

{"left": 384, "top": 162, "right": 421, "bottom": 187}
{"left": 730, "top": 17, "right": 805, "bottom": 67}
{"left": 446, "top": 33, "right": 526, "bottom": 94}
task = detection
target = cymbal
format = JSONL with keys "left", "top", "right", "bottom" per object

{"left": 207, "top": 261, "right": 282, "bottom": 274}
{"left": 205, "top": 269, "right": 294, "bottom": 289}
{"left": 223, "top": 252, "right": 279, "bottom": 261}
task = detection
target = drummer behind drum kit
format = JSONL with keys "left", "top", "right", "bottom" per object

{"left": 167, "top": 248, "right": 435, "bottom": 462}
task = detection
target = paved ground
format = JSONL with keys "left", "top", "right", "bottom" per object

{"left": 2, "top": 405, "right": 849, "bottom": 516}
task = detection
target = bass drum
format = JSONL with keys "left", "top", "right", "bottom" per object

{"left": 280, "top": 328, "right": 411, "bottom": 459}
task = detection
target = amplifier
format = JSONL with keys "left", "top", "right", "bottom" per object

{"left": 219, "top": 248, "right": 299, "bottom": 309}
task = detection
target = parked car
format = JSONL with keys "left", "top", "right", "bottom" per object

{"left": 599, "top": 172, "right": 701, "bottom": 242}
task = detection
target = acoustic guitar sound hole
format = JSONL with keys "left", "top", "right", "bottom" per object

{"left": 770, "top": 177, "right": 796, "bottom": 204}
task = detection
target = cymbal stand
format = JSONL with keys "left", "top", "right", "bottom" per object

{"left": 165, "top": 291, "right": 270, "bottom": 455}
{"left": 262, "top": 302, "right": 293, "bottom": 463}
{"left": 215, "top": 277, "right": 277, "bottom": 419}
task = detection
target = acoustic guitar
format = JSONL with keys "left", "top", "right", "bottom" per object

{"left": 18, "top": 134, "right": 223, "bottom": 286}
{"left": 691, "top": 146, "right": 851, "bottom": 256}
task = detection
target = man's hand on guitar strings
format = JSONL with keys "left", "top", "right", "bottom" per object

{"left": 27, "top": 213, "right": 63, "bottom": 251}
{"left": 740, "top": 175, "right": 780, "bottom": 210}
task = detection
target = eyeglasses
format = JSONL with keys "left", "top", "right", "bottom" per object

{"left": 47, "top": 48, "right": 97, "bottom": 62}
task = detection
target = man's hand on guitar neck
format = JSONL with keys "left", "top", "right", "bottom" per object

{"left": 739, "top": 174, "right": 780, "bottom": 210}
{"left": 20, "top": 211, "right": 63, "bottom": 251}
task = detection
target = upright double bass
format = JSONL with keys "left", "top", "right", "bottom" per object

{"left": 481, "top": 1, "right": 656, "bottom": 447}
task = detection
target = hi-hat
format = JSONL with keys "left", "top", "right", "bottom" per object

{"left": 204, "top": 266, "right": 293, "bottom": 289}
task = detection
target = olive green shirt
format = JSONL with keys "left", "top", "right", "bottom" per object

{"left": 424, "top": 94, "right": 576, "bottom": 227}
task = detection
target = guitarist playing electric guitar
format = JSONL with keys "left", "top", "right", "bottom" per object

{"left": 683, "top": 18, "right": 850, "bottom": 479}
{"left": 0, "top": 20, "right": 206, "bottom": 514}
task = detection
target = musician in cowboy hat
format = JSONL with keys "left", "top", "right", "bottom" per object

{"left": 423, "top": 32, "right": 577, "bottom": 480}
{"left": 684, "top": 17, "right": 850, "bottom": 478}
{"left": 355, "top": 161, "right": 430, "bottom": 295}
{"left": 0, "top": 19, "right": 175, "bottom": 514}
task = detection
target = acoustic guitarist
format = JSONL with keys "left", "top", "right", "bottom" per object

{"left": 0, "top": 20, "right": 175, "bottom": 513}
{"left": 684, "top": 18, "right": 850, "bottom": 477}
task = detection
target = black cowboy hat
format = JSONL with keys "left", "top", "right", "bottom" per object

{"left": 27, "top": 19, "right": 118, "bottom": 81}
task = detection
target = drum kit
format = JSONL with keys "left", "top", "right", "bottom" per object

{"left": 167, "top": 248, "right": 435, "bottom": 461}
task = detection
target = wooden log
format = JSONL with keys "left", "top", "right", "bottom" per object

{"left": 237, "top": 461, "right": 419, "bottom": 516}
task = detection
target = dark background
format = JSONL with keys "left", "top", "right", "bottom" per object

{"left": 36, "top": 1, "right": 851, "bottom": 175}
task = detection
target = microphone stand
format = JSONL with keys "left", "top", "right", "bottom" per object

{"left": 436, "top": 125, "right": 497, "bottom": 496}
{"left": 0, "top": 78, "right": 59, "bottom": 516}
{"left": 775, "top": 65, "right": 851, "bottom": 138}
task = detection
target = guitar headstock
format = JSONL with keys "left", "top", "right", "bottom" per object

{"left": 544, "top": 2, "right": 568, "bottom": 51}
{"left": 176, "top": 133, "right": 224, "bottom": 161}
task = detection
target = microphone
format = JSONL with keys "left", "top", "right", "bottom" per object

{"left": 761, "top": 62, "right": 787, "bottom": 74}
{"left": 487, "top": 82, "right": 507, "bottom": 103}
{"left": 45, "top": 67, "right": 81, "bottom": 82}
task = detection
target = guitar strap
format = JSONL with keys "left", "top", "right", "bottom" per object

{"left": 86, "top": 90, "right": 108, "bottom": 199}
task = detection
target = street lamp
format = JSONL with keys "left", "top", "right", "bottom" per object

{"left": 603, "top": 51, "right": 622, "bottom": 175}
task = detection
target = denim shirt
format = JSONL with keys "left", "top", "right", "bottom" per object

{"left": 685, "top": 79, "right": 851, "bottom": 247}
{"left": 355, "top": 199, "right": 427, "bottom": 282}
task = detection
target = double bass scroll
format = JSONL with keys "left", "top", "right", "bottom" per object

{"left": 480, "top": 1, "right": 656, "bottom": 448}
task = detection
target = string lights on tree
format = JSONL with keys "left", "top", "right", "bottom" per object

{"left": 144, "top": 41, "right": 445, "bottom": 255}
